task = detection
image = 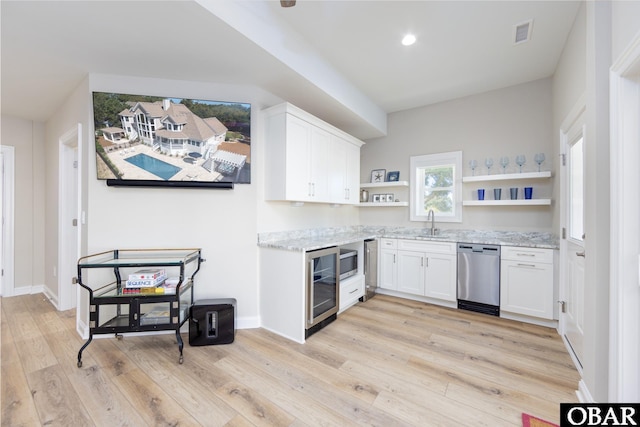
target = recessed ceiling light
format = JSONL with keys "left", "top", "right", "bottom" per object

{"left": 402, "top": 34, "right": 416, "bottom": 46}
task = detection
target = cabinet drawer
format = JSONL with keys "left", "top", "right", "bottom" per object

{"left": 397, "top": 239, "right": 456, "bottom": 254}
{"left": 340, "top": 275, "right": 364, "bottom": 310}
{"left": 380, "top": 238, "right": 397, "bottom": 249}
{"left": 501, "top": 246, "right": 553, "bottom": 263}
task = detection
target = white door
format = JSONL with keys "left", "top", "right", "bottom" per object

{"left": 58, "top": 125, "right": 81, "bottom": 311}
{"left": 560, "top": 107, "right": 586, "bottom": 370}
{"left": 0, "top": 146, "right": 15, "bottom": 297}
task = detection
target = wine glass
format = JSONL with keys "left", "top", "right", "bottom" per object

{"left": 469, "top": 159, "right": 478, "bottom": 176}
{"left": 515, "top": 155, "right": 526, "bottom": 173}
{"left": 534, "top": 153, "right": 545, "bottom": 172}
{"left": 485, "top": 157, "right": 494, "bottom": 175}
{"left": 499, "top": 156, "right": 509, "bottom": 174}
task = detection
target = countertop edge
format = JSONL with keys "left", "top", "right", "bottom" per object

{"left": 257, "top": 230, "right": 559, "bottom": 252}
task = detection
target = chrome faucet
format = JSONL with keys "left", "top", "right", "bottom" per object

{"left": 426, "top": 209, "right": 435, "bottom": 236}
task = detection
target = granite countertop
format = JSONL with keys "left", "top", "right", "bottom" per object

{"left": 258, "top": 226, "right": 559, "bottom": 252}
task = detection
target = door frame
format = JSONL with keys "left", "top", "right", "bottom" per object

{"left": 609, "top": 33, "right": 640, "bottom": 403}
{"left": 558, "top": 93, "right": 586, "bottom": 375}
{"left": 1, "top": 145, "right": 15, "bottom": 297}
{"left": 57, "top": 124, "right": 82, "bottom": 311}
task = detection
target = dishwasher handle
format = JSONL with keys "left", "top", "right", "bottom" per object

{"left": 457, "top": 243, "right": 501, "bottom": 255}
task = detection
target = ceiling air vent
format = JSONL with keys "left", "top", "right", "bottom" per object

{"left": 513, "top": 19, "right": 533, "bottom": 45}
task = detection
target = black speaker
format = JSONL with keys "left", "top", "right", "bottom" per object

{"left": 189, "top": 298, "right": 236, "bottom": 346}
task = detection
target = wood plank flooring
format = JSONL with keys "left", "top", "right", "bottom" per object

{"left": 1, "top": 293, "right": 580, "bottom": 426}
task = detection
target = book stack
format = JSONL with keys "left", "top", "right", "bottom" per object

{"left": 125, "top": 269, "right": 166, "bottom": 288}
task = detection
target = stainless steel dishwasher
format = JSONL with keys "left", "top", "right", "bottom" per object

{"left": 457, "top": 243, "right": 501, "bottom": 316}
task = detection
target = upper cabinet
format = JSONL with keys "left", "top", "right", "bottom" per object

{"left": 263, "top": 103, "right": 364, "bottom": 205}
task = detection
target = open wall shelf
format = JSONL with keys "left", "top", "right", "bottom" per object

{"left": 463, "top": 199, "right": 552, "bottom": 207}
{"left": 463, "top": 171, "right": 551, "bottom": 183}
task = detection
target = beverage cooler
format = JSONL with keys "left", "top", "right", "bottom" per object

{"left": 305, "top": 246, "right": 339, "bottom": 338}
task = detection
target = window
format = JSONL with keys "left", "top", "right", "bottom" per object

{"left": 410, "top": 151, "right": 462, "bottom": 222}
{"left": 569, "top": 136, "right": 584, "bottom": 241}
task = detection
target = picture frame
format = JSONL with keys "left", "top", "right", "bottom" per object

{"left": 372, "top": 194, "right": 381, "bottom": 203}
{"left": 386, "top": 194, "right": 394, "bottom": 202}
{"left": 387, "top": 171, "right": 400, "bottom": 182}
{"left": 371, "top": 169, "right": 386, "bottom": 183}
{"left": 92, "top": 91, "right": 251, "bottom": 189}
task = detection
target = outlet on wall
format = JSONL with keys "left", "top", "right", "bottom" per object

{"left": 53, "top": 266, "right": 56, "bottom": 277}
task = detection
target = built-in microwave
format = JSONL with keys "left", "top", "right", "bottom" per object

{"left": 339, "top": 249, "right": 358, "bottom": 280}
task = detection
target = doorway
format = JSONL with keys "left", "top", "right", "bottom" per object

{"left": 559, "top": 97, "right": 586, "bottom": 372}
{"left": 1, "top": 145, "right": 15, "bottom": 296}
{"left": 58, "top": 124, "right": 82, "bottom": 311}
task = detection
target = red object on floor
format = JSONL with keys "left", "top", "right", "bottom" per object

{"left": 522, "top": 413, "right": 559, "bottom": 427}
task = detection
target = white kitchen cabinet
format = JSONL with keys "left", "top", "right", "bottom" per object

{"left": 423, "top": 252, "right": 457, "bottom": 301}
{"left": 396, "top": 240, "right": 457, "bottom": 302}
{"left": 500, "top": 246, "right": 554, "bottom": 320}
{"left": 397, "top": 250, "right": 425, "bottom": 295}
{"left": 379, "top": 238, "right": 398, "bottom": 290}
{"left": 329, "top": 135, "right": 360, "bottom": 204}
{"left": 263, "top": 102, "right": 363, "bottom": 205}
{"left": 379, "top": 238, "right": 457, "bottom": 303}
{"left": 339, "top": 274, "right": 365, "bottom": 312}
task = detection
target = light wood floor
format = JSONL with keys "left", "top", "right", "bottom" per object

{"left": 1, "top": 293, "right": 580, "bottom": 426}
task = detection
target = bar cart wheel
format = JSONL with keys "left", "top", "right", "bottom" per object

{"left": 179, "top": 355, "right": 184, "bottom": 364}
{"left": 116, "top": 333, "right": 123, "bottom": 340}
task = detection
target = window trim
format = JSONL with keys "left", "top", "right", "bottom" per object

{"left": 410, "top": 151, "right": 462, "bottom": 223}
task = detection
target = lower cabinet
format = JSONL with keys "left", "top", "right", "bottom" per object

{"left": 378, "top": 239, "right": 556, "bottom": 324}
{"left": 380, "top": 238, "right": 457, "bottom": 304}
{"left": 500, "top": 246, "right": 555, "bottom": 320}
{"left": 339, "top": 274, "right": 365, "bottom": 312}
{"left": 379, "top": 238, "right": 398, "bottom": 290}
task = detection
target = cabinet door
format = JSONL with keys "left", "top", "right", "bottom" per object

{"left": 328, "top": 136, "right": 348, "bottom": 203}
{"left": 500, "top": 260, "right": 554, "bottom": 319}
{"left": 309, "top": 126, "right": 330, "bottom": 201}
{"left": 285, "top": 114, "right": 313, "bottom": 201}
{"left": 328, "top": 137, "right": 361, "bottom": 204}
{"left": 397, "top": 250, "right": 425, "bottom": 295}
{"left": 379, "top": 249, "right": 398, "bottom": 290}
{"left": 424, "top": 253, "right": 457, "bottom": 302}
{"left": 344, "top": 141, "right": 360, "bottom": 204}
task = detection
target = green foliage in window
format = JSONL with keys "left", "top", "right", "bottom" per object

{"left": 421, "top": 165, "right": 454, "bottom": 214}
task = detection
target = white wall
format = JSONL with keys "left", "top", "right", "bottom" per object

{"left": 360, "top": 78, "right": 554, "bottom": 232}
{"left": 0, "top": 116, "right": 45, "bottom": 293}
{"left": 612, "top": 0, "right": 640, "bottom": 61}
{"left": 44, "top": 77, "right": 91, "bottom": 306}
{"left": 77, "top": 74, "right": 283, "bottom": 327}
{"left": 551, "top": 3, "right": 586, "bottom": 233}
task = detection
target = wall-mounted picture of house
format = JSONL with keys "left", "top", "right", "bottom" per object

{"left": 93, "top": 92, "right": 251, "bottom": 184}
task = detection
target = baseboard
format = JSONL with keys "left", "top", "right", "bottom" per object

{"left": 500, "top": 311, "right": 558, "bottom": 328}
{"left": 237, "top": 316, "right": 260, "bottom": 329}
{"left": 9, "top": 284, "right": 46, "bottom": 297}
{"left": 375, "top": 288, "right": 457, "bottom": 309}
{"left": 576, "top": 379, "right": 594, "bottom": 403}
{"left": 41, "top": 286, "right": 59, "bottom": 308}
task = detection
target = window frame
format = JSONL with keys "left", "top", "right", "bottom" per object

{"left": 409, "top": 151, "right": 462, "bottom": 223}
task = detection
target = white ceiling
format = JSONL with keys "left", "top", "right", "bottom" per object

{"left": 1, "top": 0, "right": 581, "bottom": 140}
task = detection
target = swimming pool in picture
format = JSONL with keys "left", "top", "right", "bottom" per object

{"left": 125, "top": 153, "right": 182, "bottom": 180}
